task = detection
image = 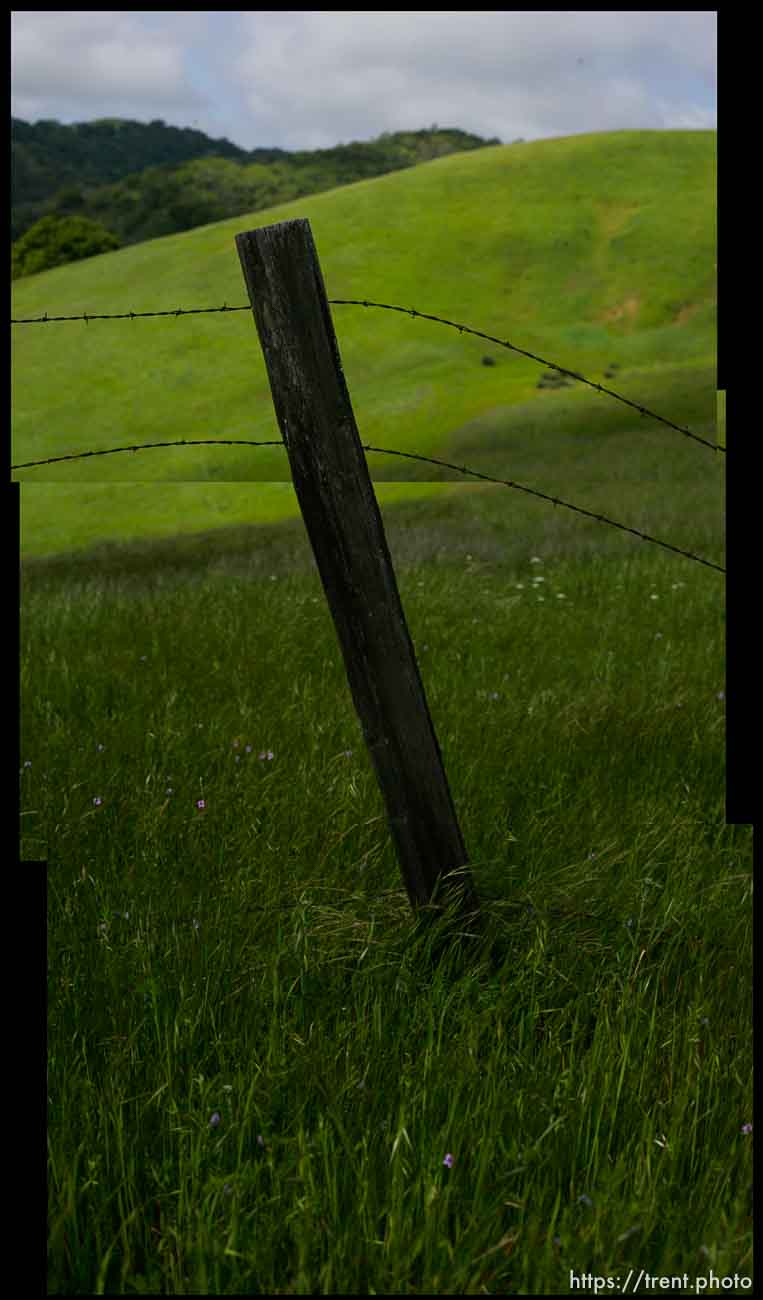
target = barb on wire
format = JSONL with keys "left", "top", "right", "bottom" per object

{"left": 11, "top": 298, "right": 722, "bottom": 456}
{"left": 10, "top": 438, "right": 724, "bottom": 574}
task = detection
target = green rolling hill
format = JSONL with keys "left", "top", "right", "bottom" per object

{"left": 11, "top": 119, "right": 497, "bottom": 245}
{"left": 13, "top": 129, "right": 716, "bottom": 559}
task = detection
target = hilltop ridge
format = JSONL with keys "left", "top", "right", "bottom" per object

{"left": 11, "top": 117, "right": 502, "bottom": 252}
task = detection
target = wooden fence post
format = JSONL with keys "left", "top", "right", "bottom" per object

{"left": 235, "top": 218, "right": 483, "bottom": 937}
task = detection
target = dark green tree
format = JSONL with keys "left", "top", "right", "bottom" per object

{"left": 52, "top": 183, "right": 87, "bottom": 212}
{"left": 11, "top": 213, "right": 121, "bottom": 279}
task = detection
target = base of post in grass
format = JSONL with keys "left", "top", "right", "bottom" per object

{"left": 407, "top": 864, "right": 491, "bottom": 978}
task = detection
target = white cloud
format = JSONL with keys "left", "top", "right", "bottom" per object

{"left": 11, "top": 11, "right": 207, "bottom": 118}
{"left": 11, "top": 10, "right": 716, "bottom": 150}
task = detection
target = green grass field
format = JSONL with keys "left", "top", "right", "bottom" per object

{"left": 33, "top": 129, "right": 751, "bottom": 1295}
{"left": 35, "top": 497, "right": 750, "bottom": 1293}
{"left": 15, "top": 129, "right": 716, "bottom": 559}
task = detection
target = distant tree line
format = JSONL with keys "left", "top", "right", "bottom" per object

{"left": 11, "top": 118, "right": 501, "bottom": 279}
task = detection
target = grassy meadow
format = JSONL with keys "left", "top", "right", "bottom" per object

{"left": 15, "top": 128, "right": 716, "bottom": 558}
{"left": 32, "top": 129, "right": 752, "bottom": 1294}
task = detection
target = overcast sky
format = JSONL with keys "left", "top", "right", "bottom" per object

{"left": 12, "top": 10, "right": 716, "bottom": 153}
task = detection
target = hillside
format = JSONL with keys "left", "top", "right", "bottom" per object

{"left": 12, "top": 115, "right": 247, "bottom": 240}
{"left": 11, "top": 117, "right": 500, "bottom": 250}
{"left": 12, "top": 129, "right": 717, "bottom": 560}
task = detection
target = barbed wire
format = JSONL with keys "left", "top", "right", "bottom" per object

{"left": 333, "top": 300, "right": 723, "bottom": 457}
{"left": 10, "top": 438, "right": 724, "bottom": 574}
{"left": 11, "top": 298, "right": 723, "bottom": 456}
{"left": 12, "top": 440, "right": 282, "bottom": 468}
{"left": 11, "top": 304, "right": 249, "bottom": 324}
